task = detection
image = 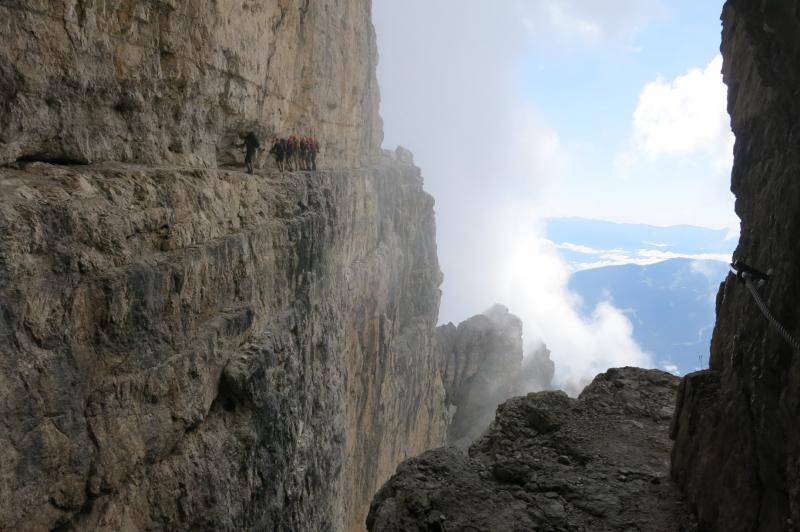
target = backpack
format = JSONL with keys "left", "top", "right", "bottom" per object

{"left": 245, "top": 133, "right": 259, "bottom": 149}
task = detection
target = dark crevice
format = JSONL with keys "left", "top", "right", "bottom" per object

{"left": 18, "top": 154, "right": 88, "bottom": 166}
{"left": 215, "top": 368, "right": 246, "bottom": 413}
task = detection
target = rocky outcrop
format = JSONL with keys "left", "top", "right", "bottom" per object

{"left": 521, "top": 341, "right": 557, "bottom": 393}
{"left": 368, "top": 367, "right": 693, "bottom": 531}
{"left": 670, "top": 2, "right": 800, "bottom": 531}
{"left": 0, "top": 1, "right": 382, "bottom": 168}
{"left": 438, "top": 305, "right": 554, "bottom": 449}
{"left": 0, "top": 156, "right": 445, "bottom": 531}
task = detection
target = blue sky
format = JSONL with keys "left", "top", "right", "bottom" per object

{"left": 515, "top": 1, "right": 734, "bottom": 230}
{"left": 374, "top": 0, "right": 732, "bottom": 391}
{"left": 524, "top": 0, "right": 724, "bottom": 142}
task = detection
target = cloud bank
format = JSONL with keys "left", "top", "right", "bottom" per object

{"left": 481, "top": 206, "right": 653, "bottom": 395}
{"left": 374, "top": 1, "right": 729, "bottom": 394}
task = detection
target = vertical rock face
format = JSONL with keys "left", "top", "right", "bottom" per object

{"left": 671, "top": 2, "right": 800, "bottom": 530}
{"left": 0, "top": 157, "right": 445, "bottom": 531}
{"left": 438, "top": 305, "right": 554, "bottom": 449}
{"left": 0, "top": 1, "right": 445, "bottom": 530}
{"left": 0, "top": 0, "right": 382, "bottom": 168}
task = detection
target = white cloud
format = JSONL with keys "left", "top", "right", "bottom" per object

{"left": 661, "top": 362, "right": 681, "bottom": 375}
{"left": 633, "top": 55, "right": 733, "bottom": 162}
{"left": 481, "top": 205, "right": 654, "bottom": 396}
{"left": 515, "top": 0, "right": 662, "bottom": 49}
{"left": 555, "top": 242, "right": 608, "bottom": 255}
{"left": 510, "top": 108, "right": 569, "bottom": 188}
{"left": 601, "top": 55, "right": 738, "bottom": 233}
{"left": 635, "top": 249, "right": 731, "bottom": 263}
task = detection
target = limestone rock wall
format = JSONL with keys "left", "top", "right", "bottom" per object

{"left": 670, "top": 1, "right": 800, "bottom": 530}
{"left": 0, "top": 0, "right": 382, "bottom": 168}
{"left": 0, "top": 157, "right": 445, "bottom": 531}
{"left": 437, "top": 305, "right": 554, "bottom": 449}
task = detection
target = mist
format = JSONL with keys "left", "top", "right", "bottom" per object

{"left": 374, "top": 0, "right": 730, "bottom": 394}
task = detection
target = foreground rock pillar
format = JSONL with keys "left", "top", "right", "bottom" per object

{"left": 671, "top": 2, "right": 800, "bottom": 530}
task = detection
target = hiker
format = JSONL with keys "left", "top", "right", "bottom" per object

{"left": 269, "top": 137, "right": 285, "bottom": 172}
{"left": 299, "top": 137, "right": 309, "bottom": 171}
{"left": 291, "top": 135, "right": 301, "bottom": 171}
{"left": 239, "top": 131, "right": 260, "bottom": 174}
{"left": 281, "top": 138, "right": 290, "bottom": 170}
{"left": 308, "top": 136, "right": 318, "bottom": 171}
{"left": 285, "top": 136, "right": 295, "bottom": 171}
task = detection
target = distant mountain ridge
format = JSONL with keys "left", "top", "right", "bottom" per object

{"left": 569, "top": 259, "right": 729, "bottom": 375}
{"left": 547, "top": 217, "right": 735, "bottom": 255}
{"left": 547, "top": 217, "right": 735, "bottom": 272}
{"left": 547, "top": 218, "right": 735, "bottom": 375}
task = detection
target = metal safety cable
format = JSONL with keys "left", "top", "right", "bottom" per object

{"left": 743, "top": 276, "right": 800, "bottom": 353}
{"left": 732, "top": 260, "right": 800, "bottom": 353}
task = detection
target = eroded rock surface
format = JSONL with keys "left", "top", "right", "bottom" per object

{"left": 0, "top": 157, "right": 445, "bottom": 532}
{"left": 670, "top": 2, "right": 800, "bottom": 531}
{"left": 368, "top": 367, "right": 693, "bottom": 531}
{"left": 0, "top": 1, "right": 382, "bottom": 168}
{"left": 438, "top": 305, "right": 554, "bottom": 449}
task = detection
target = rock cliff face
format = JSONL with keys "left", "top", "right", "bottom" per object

{"left": 368, "top": 368, "right": 693, "bottom": 531}
{"left": 0, "top": 156, "right": 446, "bottom": 531}
{"left": 0, "top": 0, "right": 382, "bottom": 168}
{"left": 0, "top": 1, "right": 447, "bottom": 531}
{"left": 438, "top": 305, "right": 554, "bottom": 449}
{"left": 670, "top": 2, "right": 800, "bottom": 530}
